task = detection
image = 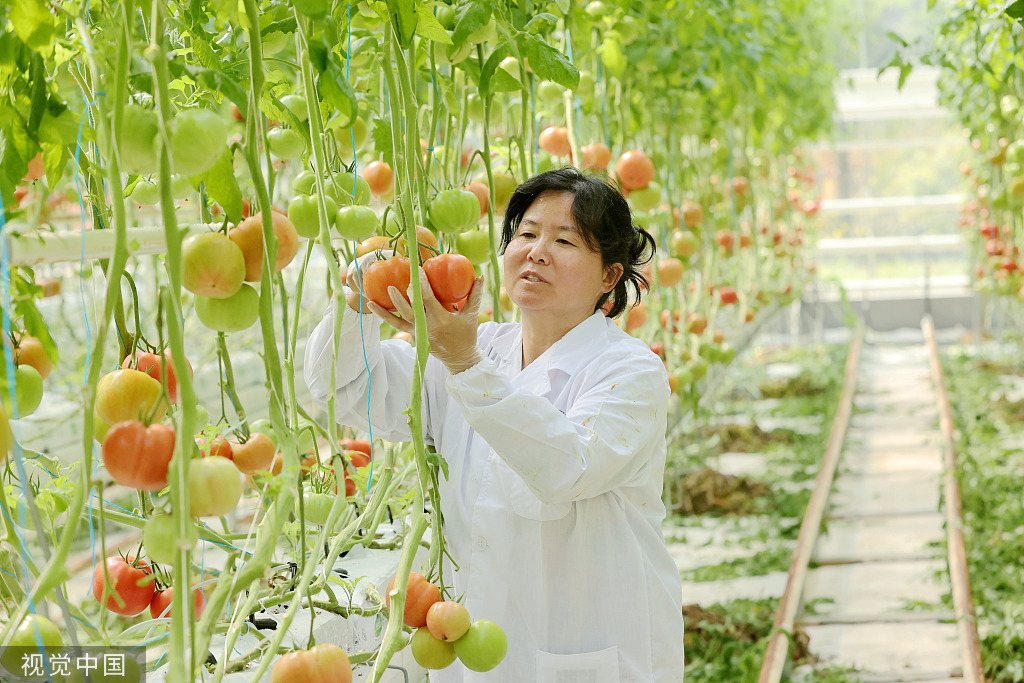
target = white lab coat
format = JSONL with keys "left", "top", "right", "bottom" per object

{"left": 304, "top": 300, "right": 685, "bottom": 683}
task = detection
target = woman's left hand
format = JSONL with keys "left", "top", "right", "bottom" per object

{"left": 374, "top": 269, "right": 486, "bottom": 374}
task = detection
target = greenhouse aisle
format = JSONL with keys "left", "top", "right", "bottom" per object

{"left": 795, "top": 337, "right": 964, "bottom": 681}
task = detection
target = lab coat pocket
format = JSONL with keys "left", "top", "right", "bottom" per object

{"left": 536, "top": 646, "right": 620, "bottom": 683}
{"left": 508, "top": 473, "right": 571, "bottom": 521}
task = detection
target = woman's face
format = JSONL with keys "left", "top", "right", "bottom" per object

{"left": 503, "top": 191, "right": 621, "bottom": 324}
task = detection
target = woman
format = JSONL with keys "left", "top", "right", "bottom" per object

{"left": 304, "top": 167, "right": 685, "bottom": 682}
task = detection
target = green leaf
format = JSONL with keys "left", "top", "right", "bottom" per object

{"left": 42, "top": 145, "right": 66, "bottom": 190}
{"left": 451, "top": 2, "right": 490, "bottom": 46}
{"left": 37, "top": 107, "right": 80, "bottom": 147}
{"left": 192, "top": 147, "right": 242, "bottom": 224}
{"left": 194, "top": 68, "right": 249, "bottom": 114}
{"left": 519, "top": 34, "right": 578, "bottom": 90}
{"left": 372, "top": 117, "right": 394, "bottom": 167}
{"left": 9, "top": 0, "right": 56, "bottom": 52}
{"left": 477, "top": 44, "right": 515, "bottom": 97}
{"left": 415, "top": 4, "right": 452, "bottom": 44}
{"left": 1004, "top": 0, "right": 1024, "bottom": 20}
{"left": 318, "top": 61, "right": 358, "bottom": 126}
{"left": 0, "top": 114, "right": 35, "bottom": 210}
{"left": 524, "top": 13, "right": 558, "bottom": 34}
{"left": 382, "top": 0, "right": 418, "bottom": 48}
{"left": 551, "top": 0, "right": 569, "bottom": 16}
{"left": 12, "top": 268, "right": 58, "bottom": 366}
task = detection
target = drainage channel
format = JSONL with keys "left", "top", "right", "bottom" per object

{"left": 758, "top": 320, "right": 983, "bottom": 683}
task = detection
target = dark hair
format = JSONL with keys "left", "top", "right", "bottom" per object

{"left": 499, "top": 166, "right": 655, "bottom": 318}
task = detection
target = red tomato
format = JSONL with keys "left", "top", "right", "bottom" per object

{"left": 538, "top": 127, "right": 571, "bottom": 157}
{"left": 718, "top": 286, "right": 739, "bottom": 305}
{"left": 423, "top": 254, "right": 475, "bottom": 304}
{"left": 196, "top": 434, "right": 234, "bottom": 459}
{"left": 96, "top": 369, "right": 167, "bottom": 425}
{"left": 363, "top": 257, "right": 412, "bottom": 311}
{"left": 231, "top": 432, "right": 276, "bottom": 474}
{"left": 270, "top": 644, "right": 352, "bottom": 683}
{"left": 102, "top": 421, "right": 175, "bottom": 491}
{"left": 363, "top": 160, "right": 394, "bottom": 195}
{"left": 13, "top": 335, "right": 52, "bottom": 380}
{"left": 426, "top": 601, "right": 471, "bottom": 641}
{"left": 386, "top": 572, "right": 441, "bottom": 628}
{"left": 615, "top": 150, "right": 655, "bottom": 190}
{"left": 465, "top": 181, "right": 489, "bottom": 217}
{"left": 91, "top": 556, "right": 155, "bottom": 616}
{"left": 122, "top": 349, "right": 193, "bottom": 404}
{"left": 150, "top": 585, "right": 206, "bottom": 619}
{"left": 580, "top": 143, "right": 611, "bottom": 170}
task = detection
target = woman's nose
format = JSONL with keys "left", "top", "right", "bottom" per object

{"left": 527, "top": 239, "right": 550, "bottom": 263}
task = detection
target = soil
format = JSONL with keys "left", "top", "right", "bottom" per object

{"left": 700, "top": 422, "right": 795, "bottom": 452}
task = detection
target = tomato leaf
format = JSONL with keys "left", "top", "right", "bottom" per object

{"left": 38, "top": 106, "right": 81, "bottom": 147}
{"left": 8, "top": 0, "right": 56, "bottom": 52}
{"left": 1004, "top": 0, "right": 1024, "bottom": 21}
{"left": 372, "top": 117, "right": 394, "bottom": 167}
{"left": 41, "top": 145, "right": 66, "bottom": 190}
{"left": 192, "top": 148, "right": 242, "bottom": 224}
{"left": 308, "top": 38, "right": 358, "bottom": 125}
{"left": 414, "top": 4, "right": 452, "bottom": 45}
{"left": 519, "top": 33, "right": 579, "bottom": 90}
{"left": 194, "top": 68, "right": 248, "bottom": 115}
{"left": 368, "top": 0, "right": 417, "bottom": 48}
{"left": 524, "top": 13, "right": 558, "bottom": 35}
{"left": 0, "top": 114, "right": 35, "bottom": 210}
{"left": 11, "top": 268, "right": 58, "bottom": 367}
{"left": 424, "top": 446, "right": 449, "bottom": 481}
{"left": 451, "top": 2, "right": 490, "bottom": 47}
{"left": 476, "top": 43, "right": 515, "bottom": 97}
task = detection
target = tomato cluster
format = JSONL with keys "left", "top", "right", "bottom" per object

{"left": 386, "top": 572, "right": 507, "bottom": 672}
{"left": 361, "top": 253, "right": 475, "bottom": 312}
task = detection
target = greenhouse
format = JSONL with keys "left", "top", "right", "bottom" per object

{"left": 0, "top": 0, "right": 1021, "bottom": 681}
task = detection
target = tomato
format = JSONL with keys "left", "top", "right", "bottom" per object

{"left": 280, "top": 94, "right": 309, "bottom": 123}
{"left": 465, "top": 181, "right": 489, "bottom": 217}
{"left": 331, "top": 116, "right": 368, "bottom": 157}
{"left": 411, "top": 627, "right": 457, "bottom": 670}
{"left": 687, "top": 313, "right": 708, "bottom": 335}
{"left": 730, "top": 175, "right": 750, "bottom": 197}
{"left": 270, "top": 644, "right": 352, "bottom": 683}
{"left": 347, "top": 451, "right": 370, "bottom": 469}
{"left": 455, "top": 229, "right": 491, "bottom": 265}
{"left": 679, "top": 200, "right": 705, "bottom": 227}
{"left": 334, "top": 205, "right": 379, "bottom": 242}
{"left": 538, "top": 126, "right": 571, "bottom": 157}
{"left": 718, "top": 286, "right": 739, "bottom": 305}
{"left": 289, "top": 194, "right": 337, "bottom": 240}
{"left": 131, "top": 178, "right": 161, "bottom": 206}
{"left": 118, "top": 105, "right": 160, "bottom": 175}
{"left": 386, "top": 572, "right": 441, "bottom": 628}
{"left": 292, "top": 170, "right": 319, "bottom": 195}
{"left": 340, "top": 438, "right": 372, "bottom": 459}
{"left": 171, "top": 174, "right": 195, "bottom": 199}
{"left": 395, "top": 226, "right": 440, "bottom": 262}
{"left": 196, "top": 434, "right": 233, "bottom": 459}
{"left": 96, "top": 369, "right": 167, "bottom": 425}
{"left": 194, "top": 283, "right": 260, "bottom": 333}
{"left": 615, "top": 150, "right": 655, "bottom": 190}
{"left": 8, "top": 613, "right": 62, "bottom": 648}
{"left": 267, "top": 127, "right": 305, "bottom": 159}
{"left": 581, "top": 143, "right": 611, "bottom": 170}
{"left": 489, "top": 172, "right": 517, "bottom": 212}
{"left": 143, "top": 514, "right": 199, "bottom": 565}
{"left": 302, "top": 492, "right": 335, "bottom": 525}
{"left": 0, "top": 402, "right": 12, "bottom": 459}
{"left": 150, "top": 585, "right": 206, "bottom": 619}
{"left": 356, "top": 235, "right": 391, "bottom": 257}
{"left": 536, "top": 79, "right": 564, "bottom": 103}
{"left": 657, "top": 258, "right": 685, "bottom": 288}
{"left": 428, "top": 189, "right": 480, "bottom": 234}
{"left": 169, "top": 108, "right": 229, "bottom": 177}
{"left": 625, "top": 302, "right": 647, "bottom": 333}
{"left": 0, "top": 364, "right": 43, "bottom": 417}
{"left": 188, "top": 456, "right": 243, "bottom": 517}
{"left": 229, "top": 211, "right": 300, "bottom": 281}
{"left": 670, "top": 230, "right": 698, "bottom": 259}
{"left": 363, "top": 257, "right": 411, "bottom": 311}
{"left": 423, "top": 254, "right": 474, "bottom": 304}
{"left": 452, "top": 620, "right": 507, "bottom": 672}
{"left": 324, "top": 172, "right": 371, "bottom": 207}
{"left": 231, "top": 432, "right": 276, "bottom": 474}
{"left": 715, "top": 229, "right": 734, "bottom": 252}
{"left": 102, "top": 421, "right": 175, "bottom": 491}
{"left": 630, "top": 181, "right": 662, "bottom": 212}
{"left": 426, "top": 601, "right": 471, "bottom": 642}
{"left": 363, "top": 161, "right": 394, "bottom": 195}
{"left": 182, "top": 232, "right": 246, "bottom": 299}
{"left": 91, "top": 556, "right": 155, "bottom": 616}
{"left": 121, "top": 349, "right": 192, "bottom": 405}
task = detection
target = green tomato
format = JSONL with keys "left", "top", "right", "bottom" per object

{"left": 289, "top": 194, "right": 337, "bottom": 240}
{"left": 171, "top": 174, "right": 194, "bottom": 199}
{"left": 435, "top": 5, "right": 456, "bottom": 29}
{"left": 119, "top": 105, "right": 160, "bottom": 175}
{"left": 489, "top": 172, "right": 517, "bottom": 212}
{"left": 455, "top": 229, "right": 492, "bottom": 265}
{"left": 452, "top": 620, "right": 507, "bottom": 672}
{"left": 630, "top": 181, "right": 662, "bottom": 212}
{"left": 334, "top": 116, "right": 368, "bottom": 157}
{"left": 334, "top": 205, "right": 380, "bottom": 241}
{"left": 466, "top": 18, "right": 497, "bottom": 44}
{"left": 575, "top": 70, "right": 595, "bottom": 97}
{"left": 292, "top": 0, "right": 328, "bottom": 17}
{"left": 301, "top": 492, "right": 334, "bottom": 526}
{"left": 292, "top": 170, "right": 319, "bottom": 195}
{"left": 168, "top": 108, "right": 229, "bottom": 177}
{"left": 2, "top": 613, "right": 62, "bottom": 673}
{"left": 1, "top": 365, "right": 43, "bottom": 417}
{"left": 194, "top": 284, "right": 260, "bottom": 333}
{"left": 280, "top": 94, "right": 309, "bottom": 123}
{"left": 536, "top": 80, "right": 564, "bottom": 104}
{"left": 261, "top": 30, "right": 290, "bottom": 56}
{"left": 188, "top": 455, "right": 243, "bottom": 517}
{"left": 131, "top": 178, "right": 161, "bottom": 206}
{"left": 584, "top": 0, "right": 609, "bottom": 19}
{"left": 143, "top": 514, "right": 199, "bottom": 565}
{"left": 325, "top": 172, "right": 371, "bottom": 206}
{"left": 615, "top": 15, "right": 641, "bottom": 44}
{"left": 428, "top": 189, "right": 480, "bottom": 234}
{"left": 268, "top": 128, "right": 305, "bottom": 159}
{"left": 411, "top": 627, "right": 457, "bottom": 669}
{"left": 248, "top": 418, "right": 276, "bottom": 442}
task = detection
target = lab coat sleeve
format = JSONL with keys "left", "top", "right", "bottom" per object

{"left": 445, "top": 351, "right": 669, "bottom": 504}
{"left": 303, "top": 295, "right": 429, "bottom": 444}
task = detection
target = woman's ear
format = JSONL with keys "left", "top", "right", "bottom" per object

{"left": 603, "top": 263, "right": 625, "bottom": 293}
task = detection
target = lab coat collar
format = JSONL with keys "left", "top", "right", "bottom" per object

{"left": 493, "top": 311, "right": 607, "bottom": 379}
